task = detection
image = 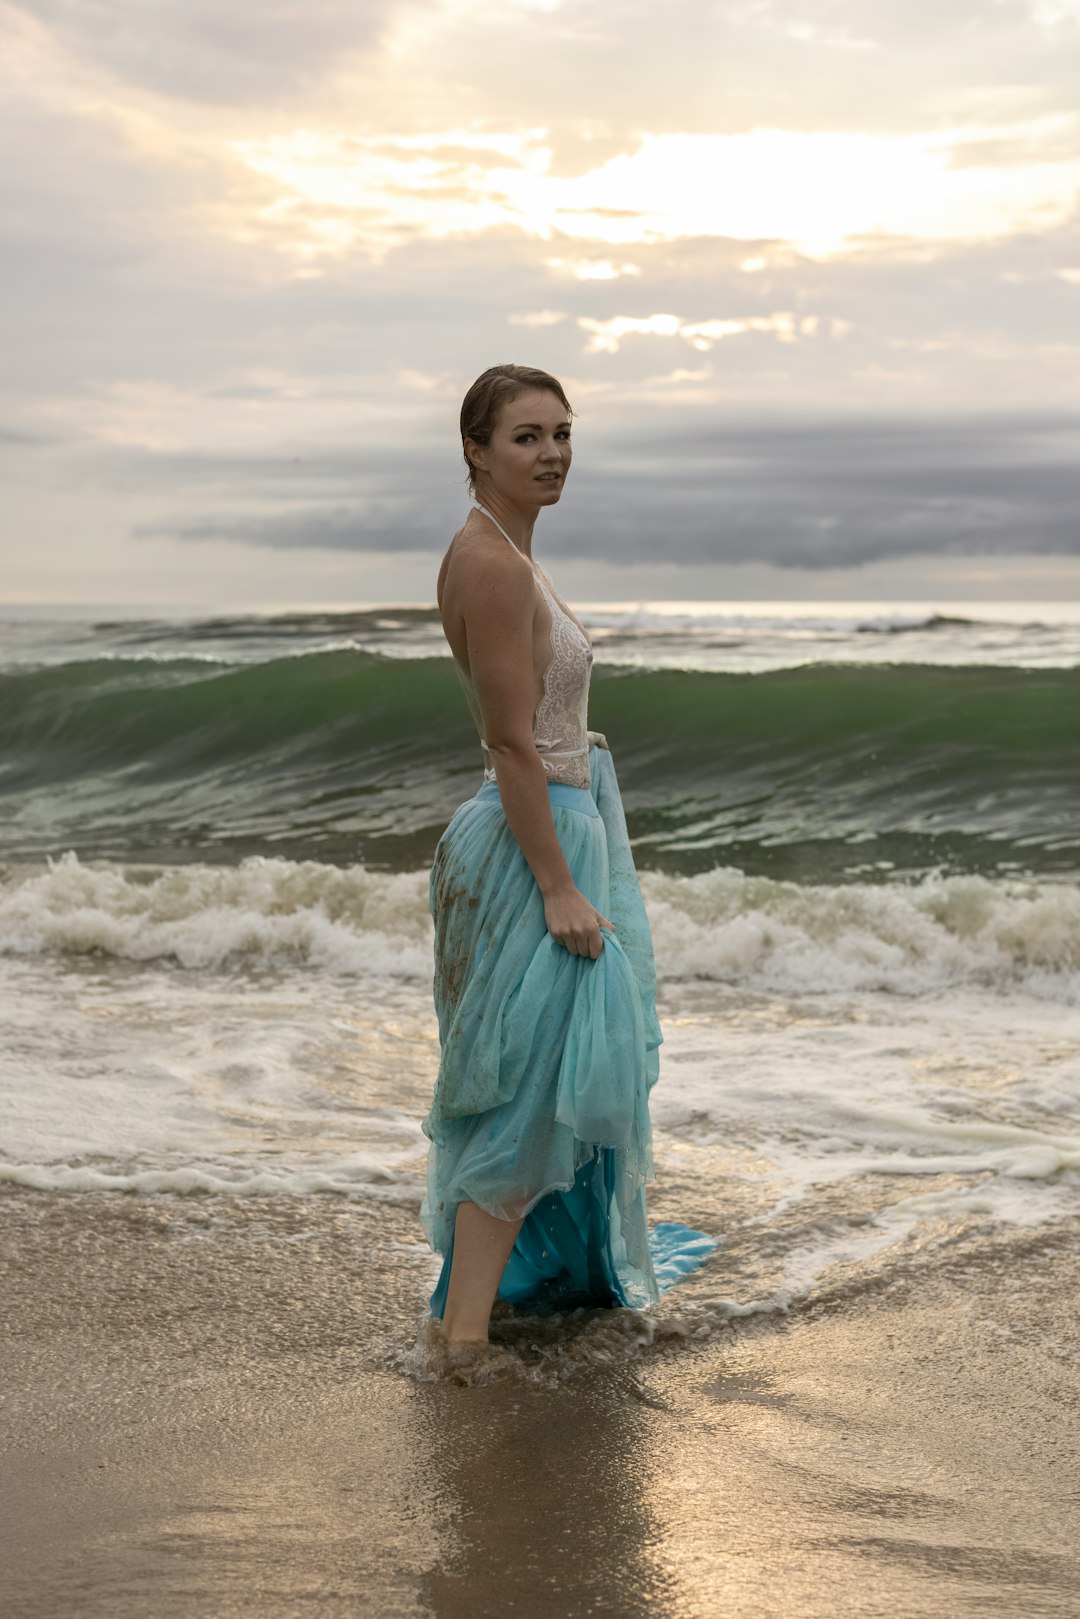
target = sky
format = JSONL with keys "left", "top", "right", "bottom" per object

{"left": 2, "top": 0, "right": 1080, "bottom": 607}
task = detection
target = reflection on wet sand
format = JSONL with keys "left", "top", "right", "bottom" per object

{"left": 636, "top": 1305, "right": 1080, "bottom": 1619}
{"left": 419, "top": 1373, "right": 668, "bottom": 1619}
{"left": 3, "top": 1197, "right": 1079, "bottom": 1619}
{"left": 412, "top": 1252, "right": 1080, "bottom": 1619}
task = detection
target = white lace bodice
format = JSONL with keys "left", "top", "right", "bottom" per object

{"left": 456, "top": 503, "right": 595, "bottom": 789}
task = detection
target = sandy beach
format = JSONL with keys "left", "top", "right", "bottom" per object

{"left": 4, "top": 1189, "right": 1078, "bottom": 1619}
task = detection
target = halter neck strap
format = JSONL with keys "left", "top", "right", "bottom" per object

{"left": 472, "top": 500, "right": 530, "bottom": 559}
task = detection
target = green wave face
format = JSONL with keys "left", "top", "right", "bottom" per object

{"left": 2, "top": 653, "right": 1078, "bottom": 879}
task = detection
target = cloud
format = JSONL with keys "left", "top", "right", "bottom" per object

{"left": 9, "top": 0, "right": 419, "bottom": 103}
{"left": 508, "top": 310, "right": 568, "bottom": 327}
{"left": 222, "top": 121, "right": 1080, "bottom": 263}
{"left": 13, "top": 0, "right": 1080, "bottom": 139}
{"left": 402, "top": 0, "right": 1080, "bottom": 142}
{"left": 131, "top": 412, "right": 1080, "bottom": 571}
{"left": 544, "top": 258, "right": 642, "bottom": 280}
{"left": 578, "top": 311, "right": 803, "bottom": 354}
{"left": 5, "top": 0, "right": 1080, "bottom": 603}
{"left": 0, "top": 425, "right": 51, "bottom": 445}
{"left": 136, "top": 505, "right": 437, "bottom": 551}
{"left": 562, "top": 412, "right": 1080, "bottom": 569}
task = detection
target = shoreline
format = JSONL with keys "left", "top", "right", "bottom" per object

{"left": 3, "top": 1191, "right": 1078, "bottom": 1618}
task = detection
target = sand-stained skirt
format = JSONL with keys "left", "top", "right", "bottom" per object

{"left": 422, "top": 742, "right": 713, "bottom": 1315}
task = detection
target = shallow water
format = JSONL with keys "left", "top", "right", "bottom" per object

{"left": 3, "top": 894, "right": 1076, "bottom": 1325}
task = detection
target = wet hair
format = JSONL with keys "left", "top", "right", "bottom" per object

{"left": 460, "top": 364, "right": 573, "bottom": 490}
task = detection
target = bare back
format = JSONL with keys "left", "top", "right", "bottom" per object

{"left": 437, "top": 514, "right": 595, "bottom": 788}
{"left": 437, "top": 522, "right": 549, "bottom": 715}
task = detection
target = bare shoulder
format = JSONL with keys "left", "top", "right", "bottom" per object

{"left": 442, "top": 520, "right": 535, "bottom": 616}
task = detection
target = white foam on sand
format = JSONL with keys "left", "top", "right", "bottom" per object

{"left": 653, "top": 986, "right": 1080, "bottom": 1297}
{"left": 0, "top": 952, "right": 435, "bottom": 1199}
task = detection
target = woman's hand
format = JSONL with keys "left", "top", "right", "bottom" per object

{"left": 543, "top": 885, "right": 616, "bottom": 959}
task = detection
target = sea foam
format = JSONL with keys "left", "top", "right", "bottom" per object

{"left": 2, "top": 853, "right": 1077, "bottom": 1001}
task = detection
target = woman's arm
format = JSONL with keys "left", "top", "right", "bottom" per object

{"left": 462, "top": 546, "right": 612, "bottom": 959}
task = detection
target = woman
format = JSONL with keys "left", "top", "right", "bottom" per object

{"left": 421, "top": 363, "right": 713, "bottom": 1349}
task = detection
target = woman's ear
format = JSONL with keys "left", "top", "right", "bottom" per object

{"left": 464, "top": 438, "right": 486, "bottom": 477}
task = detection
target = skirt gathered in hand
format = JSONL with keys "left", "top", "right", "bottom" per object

{"left": 421, "top": 742, "right": 715, "bottom": 1316}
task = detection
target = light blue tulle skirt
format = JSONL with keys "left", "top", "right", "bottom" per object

{"left": 421, "top": 743, "right": 716, "bottom": 1316}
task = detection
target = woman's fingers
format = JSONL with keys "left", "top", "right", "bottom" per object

{"left": 543, "top": 890, "right": 617, "bottom": 957}
{"left": 577, "top": 912, "right": 616, "bottom": 959}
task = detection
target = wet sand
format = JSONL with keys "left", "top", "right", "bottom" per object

{"left": 3, "top": 1191, "right": 1079, "bottom": 1619}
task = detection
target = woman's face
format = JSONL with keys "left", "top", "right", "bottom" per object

{"left": 468, "top": 388, "right": 572, "bottom": 508}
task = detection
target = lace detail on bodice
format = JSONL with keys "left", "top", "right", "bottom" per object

{"left": 456, "top": 504, "right": 595, "bottom": 790}
{"left": 525, "top": 568, "right": 594, "bottom": 787}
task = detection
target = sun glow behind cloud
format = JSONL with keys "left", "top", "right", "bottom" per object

{"left": 5, "top": 0, "right": 1080, "bottom": 603}
{"left": 578, "top": 312, "right": 809, "bottom": 354}
{"left": 231, "top": 118, "right": 1080, "bottom": 261}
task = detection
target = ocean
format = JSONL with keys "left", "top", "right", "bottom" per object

{"left": 2, "top": 599, "right": 1078, "bottom": 1340}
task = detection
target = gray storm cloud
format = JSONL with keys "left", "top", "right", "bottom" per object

{"left": 133, "top": 414, "right": 1080, "bottom": 570}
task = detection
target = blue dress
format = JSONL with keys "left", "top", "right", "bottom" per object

{"left": 421, "top": 507, "right": 716, "bottom": 1315}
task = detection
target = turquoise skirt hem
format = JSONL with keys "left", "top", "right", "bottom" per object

{"left": 422, "top": 744, "right": 716, "bottom": 1315}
